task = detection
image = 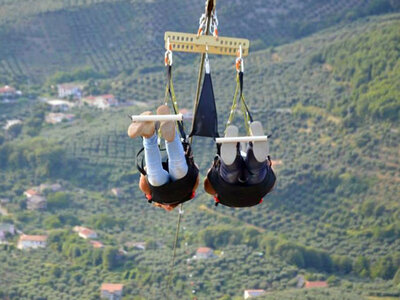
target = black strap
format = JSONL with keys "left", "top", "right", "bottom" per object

{"left": 166, "top": 66, "right": 187, "bottom": 142}
{"left": 136, "top": 147, "right": 146, "bottom": 176}
{"left": 238, "top": 71, "right": 253, "bottom": 123}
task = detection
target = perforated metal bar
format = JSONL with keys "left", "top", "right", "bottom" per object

{"left": 164, "top": 32, "right": 250, "bottom": 57}
{"left": 216, "top": 136, "right": 268, "bottom": 143}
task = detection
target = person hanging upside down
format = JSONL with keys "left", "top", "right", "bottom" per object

{"left": 128, "top": 105, "right": 200, "bottom": 211}
{"left": 204, "top": 121, "right": 276, "bottom": 207}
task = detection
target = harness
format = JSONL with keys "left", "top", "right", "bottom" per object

{"left": 135, "top": 65, "right": 199, "bottom": 205}
{"left": 208, "top": 71, "right": 276, "bottom": 207}
{"left": 136, "top": 143, "right": 199, "bottom": 205}
{"left": 208, "top": 150, "right": 276, "bottom": 207}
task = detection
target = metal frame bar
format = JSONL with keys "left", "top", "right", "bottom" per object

{"left": 164, "top": 32, "right": 250, "bottom": 57}
{"left": 216, "top": 136, "right": 268, "bottom": 143}
{"left": 130, "top": 114, "right": 183, "bottom": 122}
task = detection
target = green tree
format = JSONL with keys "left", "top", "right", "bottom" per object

{"left": 371, "top": 255, "right": 396, "bottom": 279}
{"left": 393, "top": 268, "right": 400, "bottom": 286}
{"left": 102, "top": 247, "right": 118, "bottom": 270}
{"left": 353, "top": 256, "right": 370, "bottom": 277}
{"left": 43, "top": 215, "right": 62, "bottom": 229}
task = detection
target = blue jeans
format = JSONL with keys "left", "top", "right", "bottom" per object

{"left": 143, "top": 131, "right": 188, "bottom": 186}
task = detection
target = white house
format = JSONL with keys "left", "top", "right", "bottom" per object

{"left": 39, "top": 183, "right": 63, "bottom": 193}
{"left": 0, "top": 224, "right": 15, "bottom": 242}
{"left": 129, "top": 242, "right": 146, "bottom": 250}
{"left": 244, "top": 289, "right": 266, "bottom": 299}
{"left": 23, "top": 188, "right": 39, "bottom": 198}
{"left": 3, "top": 119, "right": 22, "bottom": 131}
{"left": 100, "top": 283, "right": 124, "bottom": 300}
{"left": 0, "top": 223, "right": 15, "bottom": 235}
{"left": 17, "top": 235, "right": 48, "bottom": 250}
{"left": 194, "top": 247, "right": 215, "bottom": 259}
{"left": 82, "top": 94, "right": 119, "bottom": 109}
{"left": 46, "top": 99, "right": 76, "bottom": 111}
{"left": 27, "top": 195, "right": 47, "bottom": 211}
{"left": 111, "top": 188, "right": 122, "bottom": 198}
{"left": 73, "top": 226, "right": 98, "bottom": 239}
{"left": 45, "top": 113, "right": 75, "bottom": 124}
{"left": 57, "top": 84, "right": 83, "bottom": 99}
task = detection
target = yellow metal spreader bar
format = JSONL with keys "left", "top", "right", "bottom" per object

{"left": 164, "top": 31, "right": 250, "bottom": 57}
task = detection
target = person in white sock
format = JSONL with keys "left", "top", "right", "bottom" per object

{"left": 128, "top": 105, "right": 199, "bottom": 211}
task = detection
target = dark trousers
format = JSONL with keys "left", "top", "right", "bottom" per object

{"left": 220, "top": 144, "right": 268, "bottom": 185}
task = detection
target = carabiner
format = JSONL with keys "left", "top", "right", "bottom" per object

{"left": 165, "top": 38, "right": 173, "bottom": 66}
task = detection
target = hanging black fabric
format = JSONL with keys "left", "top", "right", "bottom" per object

{"left": 190, "top": 72, "right": 219, "bottom": 138}
{"left": 166, "top": 66, "right": 187, "bottom": 141}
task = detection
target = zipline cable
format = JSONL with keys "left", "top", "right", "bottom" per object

{"left": 166, "top": 0, "right": 215, "bottom": 295}
{"left": 166, "top": 207, "right": 184, "bottom": 294}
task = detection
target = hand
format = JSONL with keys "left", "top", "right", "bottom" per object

{"left": 153, "top": 202, "right": 179, "bottom": 211}
{"left": 139, "top": 174, "right": 151, "bottom": 195}
{"left": 204, "top": 177, "right": 216, "bottom": 196}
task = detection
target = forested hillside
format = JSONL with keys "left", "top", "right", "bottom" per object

{"left": 0, "top": 0, "right": 399, "bottom": 85}
{"left": 0, "top": 0, "right": 399, "bottom": 299}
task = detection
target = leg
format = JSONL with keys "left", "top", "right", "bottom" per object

{"left": 244, "top": 144, "right": 268, "bottom": 185}
{"left": 219, "top": 125, "right": 244, "bottom": 184}
{"left": 220, "top": 143, "right": 244, "bottom": 184}
{"left": 143, "top": 133, "right": 169, "bottom": 186}
{"left": 165, "top": 130, "right": 188, "bottom": 181}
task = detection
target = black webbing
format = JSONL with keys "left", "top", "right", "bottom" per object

{"left": 166, "top": 66, "right": 187, "bottom": 141}
{"left": 239, "top": 71, "right": 254, "bottom": 123}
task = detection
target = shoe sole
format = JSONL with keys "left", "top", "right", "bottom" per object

{"left": 250, "top": 121, "right": 268, "bottom": 162}
{"left": 157, "top": 105, "right": 176, "bottom": 142}
{"left": 221, "top": 125, "right": 239, "bottom": 165}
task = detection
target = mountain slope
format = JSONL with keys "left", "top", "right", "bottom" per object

{"left": 1, "top": 0, "right": 399, "bottom": 84}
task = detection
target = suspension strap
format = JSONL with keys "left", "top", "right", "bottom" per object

{"left": 225, "top": 71, "right": 253, "bottom": 135}
{"left": 164, "top": 65, "right": 187, "bottom": 141}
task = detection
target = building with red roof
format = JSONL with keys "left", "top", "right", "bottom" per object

{"left": 23, "top": 189, "right": 39, "bottom": 198}
{"left": 304, "top": 281, "right": 328, "bottom": 289}
{"left": 90, "top": 240, "right": 104, "bottom": 248}
{"left": 100, "top": 283, "right": 124, "bottom": 300}
{"left": 73, "top": 226, "right": 98, "bottom": 239}
{"left": 194, "top": 247, "right": 215, "bottom": 259}
{"left": 0, "top": 85, "right": 16, "bottom": 97}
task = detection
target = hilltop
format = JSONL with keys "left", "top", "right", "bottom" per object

{"left": 0, "top": 0, "right": 399, "bottom": 85}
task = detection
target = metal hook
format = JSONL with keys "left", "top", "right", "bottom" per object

{"left": 205, "top": 44, "right": 210, "bottom": 74}
{"left": 236, "top": 45, "right": 244, "bottom": 72}
{"left": 238, "top": 45, "right": 243, "bottom": 59}
{"left": 165, "top": 37, "right": 173, "bottom": 66}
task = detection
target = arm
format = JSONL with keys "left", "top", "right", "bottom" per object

{"left": 139, "top": 175, "right": 174, "bottom": 211}
{"left": 139, "top": 174, "right": 151, "bottom": 195}
{"left": 203, "top": 173, "right": 216, "bottom": 196}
